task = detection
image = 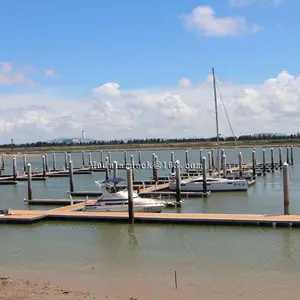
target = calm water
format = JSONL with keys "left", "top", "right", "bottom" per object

{"left": 1, "top": 146, "right": 300, "bottom": 299}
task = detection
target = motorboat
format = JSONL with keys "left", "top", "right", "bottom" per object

{"left": 82, "top": 178, "right": 167, "bottom": 213}
{"left": 168, "top": 175, "right": 248, "bottom": 192}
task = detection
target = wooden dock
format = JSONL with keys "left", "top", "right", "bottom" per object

{"left": 1, "top": 209, "right": 300, "bottom": 227}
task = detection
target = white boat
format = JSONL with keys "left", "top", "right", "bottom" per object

{"left": 169, "top": 175, "right": 248, "bottom": 192}
{"left": 82, "top": 178, "right": 167, "bottom": 213}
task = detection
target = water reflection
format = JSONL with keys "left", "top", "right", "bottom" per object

{"left": 127, "top": 224, "right": 138, "bottom": 247}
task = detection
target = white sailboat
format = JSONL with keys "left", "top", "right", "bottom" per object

{"left": 168, "top": 68, "right": 249, "bottom": 192}
{"left": 83, "top": 178, "right": 167, "bottom": 213}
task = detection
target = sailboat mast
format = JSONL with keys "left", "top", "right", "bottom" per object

{"left": 212, "top": 67, "right": 220, "bottom": 176}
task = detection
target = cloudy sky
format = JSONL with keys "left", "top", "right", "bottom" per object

{"left": 0, "top": 0, "right": 299, "bottom": 143}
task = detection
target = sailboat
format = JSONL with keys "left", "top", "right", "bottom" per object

{"left": 169, "top": 68, "right": 249, "bottom": 192}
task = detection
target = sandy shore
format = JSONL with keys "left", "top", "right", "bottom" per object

{"left": 0, "top": 276, "right": 140, "bottom": 300}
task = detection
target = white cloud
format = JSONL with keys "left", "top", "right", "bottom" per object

{"left": 178, "top": 78, "right": 193, "bottom": 88}
{"left": 92, "top": 82, "right": 121, "bottom": 97}
{"left": 0, "top": 70, "right": 300, "bottom": 143}
{"left": 45, "top": 69, "right": 59, "bottom": 78}
{"left": 182, "top": 6, "right": 261, "bottom": 37}
{"left": 0, "top": 62, "right": 35, "bottom": 85}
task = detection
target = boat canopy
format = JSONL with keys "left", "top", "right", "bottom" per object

{"left": 102, "top": 178, "right": 125, "bottom": 184}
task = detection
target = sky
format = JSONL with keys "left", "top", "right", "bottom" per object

{"left": 0, "top": 0, "right": 299, "bottom": 143}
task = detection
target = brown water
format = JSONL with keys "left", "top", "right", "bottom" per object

{"left": 0, "top": 147, "right": 300, "bottom": 299}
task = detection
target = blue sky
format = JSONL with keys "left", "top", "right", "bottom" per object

{"left": 0, "top": 0, "right": 297, "bottom": 89}
{"left": 0, "top": 0, "right": 299, "bottom": 142}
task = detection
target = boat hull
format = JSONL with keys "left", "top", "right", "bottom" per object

{"left": 169, "top": 180, "right": 248, "bottom": 192}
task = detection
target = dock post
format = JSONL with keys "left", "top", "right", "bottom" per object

{"left": 238, "top": 152, "right": 243, "bottom": 178}
{"left": 88, "top": 153, "right": 92, "bottom": 168}
{"left": 82, "top": 151, "right": 85, "bottom": 167}
{"left": 130, "top": 154, "right": 135, "bottom": 181}
{"left": 222, "top": 154, "right": 226, "bottom": 178}
{"left": 138, "top": 151, "right": 141, "bottom": 165}
{"left": 202, "top": 157, "right": 207, "bottom": 194}
{"left": 211, "top": 148, "right": 214, "bottom": 169}
{"left": 64, "top": 152, "right": 68, "bottom": 170}
{"left": 108, "top": 151, "right": 111, "bottom": 165}
{"left": 208, "top": 152, "right": 212, "bottom": 170}
{"left": 69, "top": 160, "right": 74, "bottom": 193}
{"left": 283, "top": 162, "right": 290, "bottom": 215}
{"left": 175, "top": 160, "right": 181, "bottom": 204}
{"left": 23, "top": 154, "right": 27, "bottom": 172}
{"left": 100, "top": 151, "right": 103, "bottom": 167}
{"left": 45, "top": 153, "right": 49, "bottom": 172}
{"left": 42, "top": 156, "right": 46, "bottom": 178}
{"left": 27, "top": 163, "right": 32, "bottom": 200}
{"left": 152, "top": 153, "right": 156, "bottom": 179}
{"left": 113, "top": 161, "right": 118, "bottom": 179}
{"left": 185, "top": 150, "right": 189, "bottom": 170}
{"left": 12, "top": 155, "right": 17, "bottom": 181}
{"left": 199, "top": 149, "right": 202, "bottom": 166}
{"left": 279, "top": 147, "right": 282, "bottom": 168}
{"left": 52, "top": 153, "right": 56, "bottom": 171}
{"left": 1, "top": 153, "right": 4, "bottom": 169}
{"left": 271, "top": 148, "right": 274, "bottom": 172}
{"left": 262, "top": 149, "right": 266, "bottom": 176}
{"left": 291, "top": 146, "right": 294, "bottom": 165}
{"left": 105, "top": 158, "right": 109, "bottom": 180}
{"left": 171, "top": 151, "right": 175, "bottom": 173}
{"left": 252, "top": 150, "right": 256, "bottom": 178}
{"left": 127, "top": 167, "right": 134, "bottom": 224}
{"left": 154, "top": 155, "right": 159, "bottom": 183}
{"left": 286, "top": 147, "right": 290, "bottom": 165}
{"left": 124, "top": 151, "right": 127, "bottom": 166}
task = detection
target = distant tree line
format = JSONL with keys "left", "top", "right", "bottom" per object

{"left": 2, "top": 132, "right": 300, "bottom": 149}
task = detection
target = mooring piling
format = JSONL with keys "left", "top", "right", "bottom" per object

{"left": 64, "top": 152, "right": 68, "bottom": 170}
{"left": 27, "top": 163, "right": 32, "bottom": 200}
{"left": 199, "top": 149, "right": 202, "bottom": 166}
{"left": 279, "top": 147, "right": 282, "bottom": 168}
{"left": 202, "top": 157, "right": 207, "bottom": 193}
{"left": 108, "top": 151, "right": 111, "bottom": 165}
{"left": 113, "top": 161, "right": 118, "bottom": 179}
{"left": 222, "top": 154, "right": 226, "bottom": 178}
{"left": 100, "top": 151, "right": 103, "bottom": 167}
{"left": 208, "top": 152, "right": 212, "bottom": 170}
{"left": 262, "top": 149, "right": 266, "bottom": 176}
{"left": 69, "top": 160, "right": 74, "bottom": 193}
{"left": 171, "top": 151, "right": 175, "bottom": 173}
{"left": 42, "top": 156, "right": 46, "bottom": 178}
{"left": 1, "top": 153, "right": 4, "bottom": 169}
{"left": 88, "top": 153, "right": 92, "bottom": 168}
{"left": 23, "top": 154, "right": 27, "bottom": 172}
{"left": 211, "top": 148, "right": 214, "bottom": 169}
{"left": 185, "top": 150, "right": 189, "bottom": 170}
{"left": 175, "top": 160, "right": 181, "bottom": 203}
{"left": 130, "top": 154, "right": 135, "bottom": 181}
{"left": 271, "top": 148, "right": 274, "bottom": 172}
{"left": 154, "top": 155, "right": 159, "bottom": 182}
{"left": 286, "top": 147, "right": 290, "bottom": 165}
{"left": 238, "top": 152, "right": 243, "bottom": 177}
{"left": 283, "top": 162, "right": 290, "bottom": 215}
{"left": 52, "top": 153, "right": 56, "bottom": 171}
{"left": 12, "top": 156, "right": 17, "bottom": 181}
{"left": 152, "top": 153, "right": 156, "bottom": 179}
{"left": 291, "top": 146, "right": 294, "bottom": 165}
{"left": 127, "top": 167, "right": 134, "bottom": 224}
{"left": 105, "top": 157, "right": 109, "bottom": 180}
{"left": 252, "top": 150, "right": 256, "bottom": 178}
{"left": 138, "top": 151, "right": 141, "bottom": 165}
{"left": 45, "top": 153, "right": 49, "bottom": 172}
{"left": 82, "top": 151, "right": 85, "bottom": 167}
{"left": 124, "top": 151, "right": 127, "bottom": 165}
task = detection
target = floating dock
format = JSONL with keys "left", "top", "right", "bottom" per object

{"left": 0, "top": 208, "right": 300, "bottom": 228}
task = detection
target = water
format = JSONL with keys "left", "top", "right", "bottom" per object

{"left": 0, "top": 146, "right": 300, "bottom": 299}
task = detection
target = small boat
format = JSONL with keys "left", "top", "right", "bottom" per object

{"left": 82, "top": 178, "right": 167, "bottom": 213}
{"left": 168, "top": 175, "right": 248, "bottom": 192}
